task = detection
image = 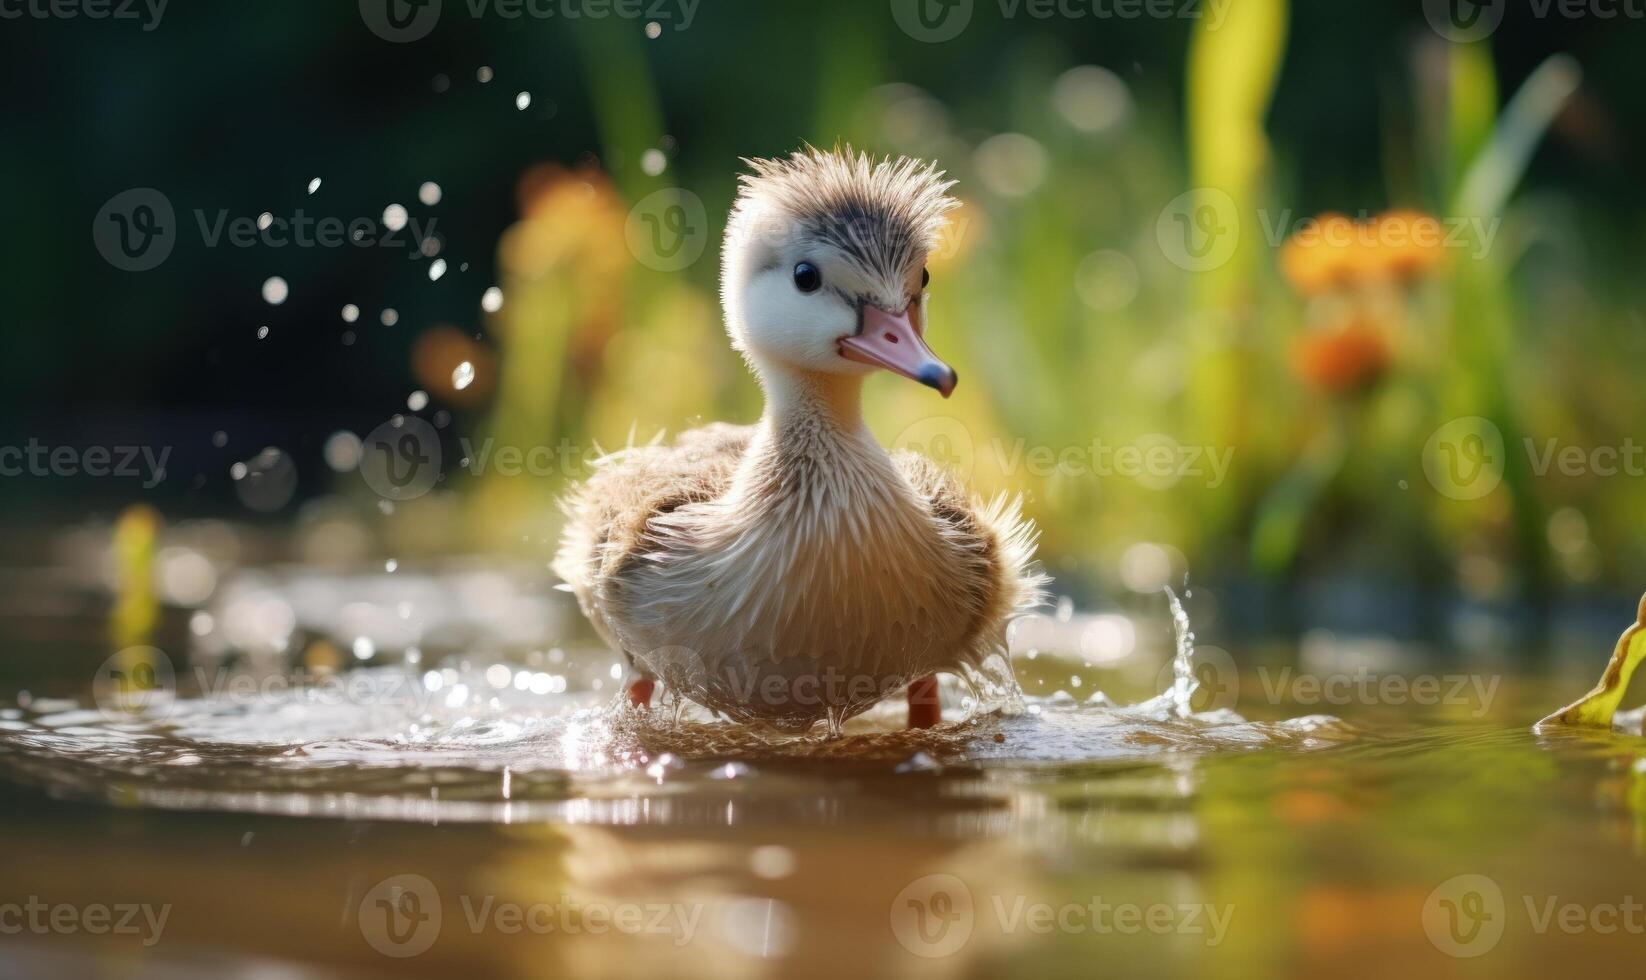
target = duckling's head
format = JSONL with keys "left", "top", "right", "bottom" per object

{"left": 721, "top": 146, "right": 959, "bottom": 398}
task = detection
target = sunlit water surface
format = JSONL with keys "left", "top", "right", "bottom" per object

{"left": 3, "top": 588, "right": 1645, "bottom": 979}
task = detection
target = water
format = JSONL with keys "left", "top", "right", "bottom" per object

{"left": 2, "top": 586, "right": 1644, "bottom": 978}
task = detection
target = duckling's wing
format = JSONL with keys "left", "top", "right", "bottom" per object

{"left": 891, "top": 450, "right": 1047, "bottom": 652}
{"left": 553, "top": 423, "right": 752, "bottom": 645}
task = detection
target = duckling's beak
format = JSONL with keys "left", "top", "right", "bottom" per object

{"left": 839, "top": 305, "right": 958, "bottom": 398}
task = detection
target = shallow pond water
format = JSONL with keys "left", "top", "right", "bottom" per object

{"left": 2, "top": 592, "right": 1644, "bottom": 978}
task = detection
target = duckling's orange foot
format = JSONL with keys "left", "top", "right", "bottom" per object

{"left": 626, "top": 677, "right": 656, "bottom": 710}
{"left": 906, "top": 674, "right": 941, "bottom": 729}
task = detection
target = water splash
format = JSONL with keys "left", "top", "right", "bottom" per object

{"left": 0, "top": 568, "right": 1359, "bottom": 824}
{"left": 1164, "top": 584, "right": 1197, "bottom": 719}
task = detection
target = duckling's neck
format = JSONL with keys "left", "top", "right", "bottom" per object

{"left": 760, "top": 367, "right": 867, "bottom": 438}
{"left": 737, "top": 363, "right": 904, "bottom": 511}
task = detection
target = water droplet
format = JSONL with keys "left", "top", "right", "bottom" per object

{"left": 382, "top": 204, "right": 408, "bottom": 232}
{"left": 307, "top": 177, "right": 322, "bottom": 195}
{"left": 407, "top": 390, "right": 429, "bottom": 411}
{"left": 645, "top": 21, "right": 661, "bottom": 38}
{"left": 418, "top": 181, "right": 442, "bottom": 206}
{"left": 256, "top": 212, "right": 273, "bottom": 231}
{"left": 480, "top": 286, "right": 504, "bottom": 313}
{"left": 261, "top": 277, "right": 288, "bottom": 305}
{"left": 452, "top": 361, "right": 475, "bottom": 390}
{"left": 384, "top": 559, "right": 398, "bottom": 573}
{"left": 232, "top": 448, "right": 297, "bottom": 512}
{"left": 515, "top": 91, "right": 531, "bottom": 111}
{"left": 641, "top": 148, "right": 666, "bottom": 176}
{"left": 323, "top": 431, "right": 362, "bottom": 472}
{"left": 341, "top": 304, "right": 360, "bottom": 323}
{"left": 428, "top": 258, "right": 447, "bottom": 281}
{"left": 380, "top": 308, "right": 399, "bottom": 327}
{"left": 476, "top": 66, "right": 493, "bottom": 83}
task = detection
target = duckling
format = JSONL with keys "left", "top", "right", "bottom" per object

{"left": 554, "top": 146, "right": 1044, "bottom": 732}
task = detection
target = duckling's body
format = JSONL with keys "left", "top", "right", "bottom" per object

{"left": 554, "top": 147, "right": 1043, "bottom": 731}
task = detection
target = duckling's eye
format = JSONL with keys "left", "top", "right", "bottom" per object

{"left": 792, "top": 262, "right": 821, "bottom": 293}
{"left": 921, "top": 267, "right": 930, "bottom": 288}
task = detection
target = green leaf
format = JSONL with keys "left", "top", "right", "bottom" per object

{"left": 1539, "top": 594, "right": 1646, "bottom": 730}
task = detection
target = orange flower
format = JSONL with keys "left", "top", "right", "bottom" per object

{"left": 502, "top": 164, "right": 630, "bottom": 284}
{"left": 1279, "top": 209, "right": 1447, "bottom": 294}
{"left": 1366, "top": 208, "right": 1448, "bottom": 280}
{"left": 1279, "top": 212, "right": 1359, "bottom": 295}
{"left": 412, "top": 325, "right": 496, "bottom": 408}
{"left": 1292, "top": 318, "right": 1390, "bottom": 393}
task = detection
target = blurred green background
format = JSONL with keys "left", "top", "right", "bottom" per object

{"left": 2, "top": 0, "right": 1644, "bottom": 647}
